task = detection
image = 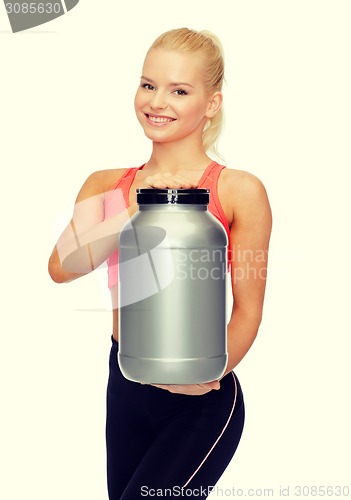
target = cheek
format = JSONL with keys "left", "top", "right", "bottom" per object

{"left": 134, "top": 90, "right": 145, "bottom": 112}
{"left": 182, "top": 101, "right": 207, "bottom": 124}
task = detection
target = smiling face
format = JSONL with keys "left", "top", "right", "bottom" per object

{"left": 134, "top": 48, "right": 218, "bottom": 146}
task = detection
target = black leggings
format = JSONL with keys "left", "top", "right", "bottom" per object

{"left": 106, "top": 335, "right": 245, "bottom": 499}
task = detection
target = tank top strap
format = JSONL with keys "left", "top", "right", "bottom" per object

{"left": 199, "top": 161, "right": 225, "bottom": 187}
{"left": 199, "top": 162, "right": 229, "bottom": 232}
{"left": 199, "top": 162, "right": 231, "bottom": 272}
{"left": 111, "top": 165, "right": 143, "bottom": 191}
{"left": 209, "top": 163, "right": 227, "bottom": 196}
{"left": 120, "top": 166, "right": 141, "bottom": 206}
{"left": 108, "top": 164, "right": 145, "bottom": 207}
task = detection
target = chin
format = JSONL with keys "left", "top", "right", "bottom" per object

{"left": 142, "top": 130, "right": 173, "bottom": 143}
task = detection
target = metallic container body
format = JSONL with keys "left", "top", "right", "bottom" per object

{"left": 118, "top": 189, "right": 228, "bottom": 384}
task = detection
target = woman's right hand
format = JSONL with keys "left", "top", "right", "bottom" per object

{"left": 144, "top": 172, "right": 199, "bottom": 189}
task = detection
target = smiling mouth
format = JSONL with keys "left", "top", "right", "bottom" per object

{"left": 145, "top": 114, "right": 176, "bottom": 124}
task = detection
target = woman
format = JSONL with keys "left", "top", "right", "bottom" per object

{"left": 48, "top": 28, "right": 272, "bottom": 499}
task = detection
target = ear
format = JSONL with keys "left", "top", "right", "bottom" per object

{"left": 205, "top": 91, "right": 223, "bottom": 119}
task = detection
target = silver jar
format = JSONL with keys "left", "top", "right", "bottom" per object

{"left": 117, "top": 188, "right": 228, "bottom": 384}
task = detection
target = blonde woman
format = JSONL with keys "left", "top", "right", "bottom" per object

{"left": 48, "top": 28, "right": 272, "bottom": 499}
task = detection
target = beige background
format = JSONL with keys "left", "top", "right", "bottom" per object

{"left": 1, "top": 0, "right": 350, "bottom": 498}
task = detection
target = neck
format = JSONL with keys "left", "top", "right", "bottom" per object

{"left": 145, "top": 136, "right": 213, "bottom": 173}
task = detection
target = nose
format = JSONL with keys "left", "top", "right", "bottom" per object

{"left": 150, "top": 90, "right": 168, "bottom": 110}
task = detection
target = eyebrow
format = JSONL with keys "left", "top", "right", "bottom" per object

{"left": 140, "top": 76, "right": 195, "bottom": 88}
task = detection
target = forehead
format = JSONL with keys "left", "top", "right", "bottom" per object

{"left": 142, "top": 48, "right": 203, "bottom": 84}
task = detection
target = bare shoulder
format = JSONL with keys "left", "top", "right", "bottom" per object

{"left": 75, "top": 167, "right": 129, "bottom": 203}
{"left": 224, "top": 167, "right": 267, "bottom": 194}
{"left": 222, "top": 167, "right": 272, "bottom": 223}
{"left": 87, "top": 167, "right": 130, "bottom": 193}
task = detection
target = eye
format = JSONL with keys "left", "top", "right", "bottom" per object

{"left": 173, "top": 89, "right": 188, "bottom": 96}
{"left": 141, "top": 83, "right": 155, "bottom": 91}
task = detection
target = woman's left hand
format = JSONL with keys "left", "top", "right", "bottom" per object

{"left": 141, "top": 380, "right": 221, "bottom": 395}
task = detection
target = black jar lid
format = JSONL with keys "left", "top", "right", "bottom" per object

{"left": 136, "top": 188, "right": 210, "bottom": 205}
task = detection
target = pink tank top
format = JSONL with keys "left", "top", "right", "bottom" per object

{"left": 104, "top": 161, "right": 231, "bottom": 289}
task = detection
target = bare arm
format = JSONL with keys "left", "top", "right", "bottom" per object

{"left": 48, "top": 170, "right": 138, "bottom": 283}
{"left": 48, "top": 169, "right": 202, "bottom": 284}
{"left": 221, "top": 172, "right": 273, "bottom": 377}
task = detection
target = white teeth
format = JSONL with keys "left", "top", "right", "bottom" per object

{"left": 148, "top": 115, "right": 174, "bottom": 123}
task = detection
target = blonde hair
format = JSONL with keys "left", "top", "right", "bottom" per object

{"left": 148, "top": 28, "right": 225, "bottom": 159}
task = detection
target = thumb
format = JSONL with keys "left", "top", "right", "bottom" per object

{"left": 207, "top": 380, "right": 221, "bottom": 390}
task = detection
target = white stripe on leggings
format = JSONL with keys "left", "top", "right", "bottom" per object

{"left": 182, "top": 371, "right": 238, "bottom": 488}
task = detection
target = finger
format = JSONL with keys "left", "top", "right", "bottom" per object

{"left": 169, "top": 176, "right": 199, "bottom": 187}
{"left": 144, "top": 181, "right": 169, "bottom": 189}
{"left": 199, "top": 381, "right": 220, "bottom": 390}
{"left": 144, "top": 176, "right": 180, "bottom": 188}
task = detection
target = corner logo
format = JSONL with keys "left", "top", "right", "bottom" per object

{"left": 4, "top": 0, "right": 80, "bottom": 33}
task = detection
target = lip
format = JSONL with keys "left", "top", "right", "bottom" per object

{"left": 145, "top": 113, "right": 176, "bottom": 127}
